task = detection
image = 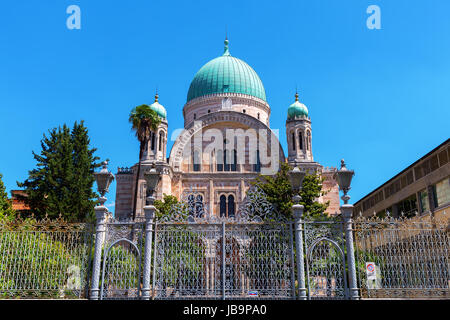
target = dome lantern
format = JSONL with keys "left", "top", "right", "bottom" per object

{"left": 186, "top": 39, "right": 266, "bottom": 103}
{"left": 287, "top": 92, "right": 308, "bottom": 120}
{"left": 149, "top": 92, "right": 167, "bottom": 119}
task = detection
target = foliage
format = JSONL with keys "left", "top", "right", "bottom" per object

{"left": 0, "top": 217, "right": 92, "bottom": 299}
{"left": 101, "top": 243, "right": 141, "bottom": 297}
{"left": 128, "top": 105, "right": 161, "bottom": 220}
{"left": 154, "top": 194, "right": 185, "bottom": 220}
{"left": 0, "top": 173, "right": 15, "bottom": 220}
{"left": 244, "top": 226, "right": 292, "bottom": 293}
{"left": 17, "top": 121, "right": 100, "bottom": 222}
{"left": 252, "top": 162, "right": 329, "bottom": 219}
{"left": 155, "top": 227, "right": 204, "bottom": 292}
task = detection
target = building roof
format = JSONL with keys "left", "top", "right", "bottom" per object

{"left": 186, "top": 39, "right": 266, "bottom": 103}
{"left": 354, "top": 138, "right": 450, "bottom": 207}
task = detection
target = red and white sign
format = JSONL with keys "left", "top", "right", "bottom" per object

{"left": 366, "top": 262, "right": 376, "bottom": 280}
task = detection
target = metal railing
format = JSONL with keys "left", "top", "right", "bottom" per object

{"left": 0, "top": 210, "right": 448, "bottom": 300}
{"left": 353, "top": 213, "right": 450, "bottom": 299}
{"left": 0, "top": 216, "right": 94, "bottom": 299}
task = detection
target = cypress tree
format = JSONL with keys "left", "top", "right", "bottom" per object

{"left": 17, "top": 122, "right": 100, "bottom": 222}
{"left": 71, "top": 121, "right": 100, "bottom": 221}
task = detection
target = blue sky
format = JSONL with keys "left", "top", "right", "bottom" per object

{"left": 1, "top": 0, "right": 449, "bottom": 212}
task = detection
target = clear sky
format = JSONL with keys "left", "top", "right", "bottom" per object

{"left": 1, "top": 0, "right": 449, "bottom": 212}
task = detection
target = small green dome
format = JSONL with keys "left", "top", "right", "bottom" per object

{"left": 149, "top": 93, "right": 166, "bottom": 119}
{"left": 187, "top": 39, "right": 266, "bottom": 102}
{"left": 287, "top": 93, "right": 308, "bottom": 119}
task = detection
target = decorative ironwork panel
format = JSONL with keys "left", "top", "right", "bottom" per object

{"left": 152, "top": 186, "right": 295, "bottom": 300}
{"left": 224, "top": 223, "right": 295, "bottom": 299}
{"left": 354, "top": 213, "right": 450, "bottom": 299}
{"left": 0, "top": 216, "right": 94, "bottom": 299}
{"left": 100, "top": 220, "right": 144, "bottom": 300}
{"left": 152, "top": 223, "right": 222, "bottom": 299}
{"left": 304, "top": 219, "right": 348, "bottom": 300}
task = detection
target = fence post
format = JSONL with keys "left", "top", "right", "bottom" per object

{"left": 89, "top": 205, "right": 108, "bottom": 300}
{"left": 342, "top": 204, "right": 359, "bottom": 300}
{"left": 293, "top": 195, "right": 307, "bottom": 300}
{"left": 141, "top": 197, "right": 156, "bottom": 300}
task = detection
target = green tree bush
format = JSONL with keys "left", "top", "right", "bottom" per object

{"left": 17, "top": 121, "right": 100, "bottom": 222}
{"left": 0, "top": 173, "right": 15, "bottom": 220}
{"left": 252, "top": 162, "right": 330, "bottom": 219}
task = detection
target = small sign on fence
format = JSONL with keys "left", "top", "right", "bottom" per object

{"left": 248, "top": 291, "right": 258, "bottom": 297}
{"left": 366, "top": 262, "right": 377, "bottom": 280}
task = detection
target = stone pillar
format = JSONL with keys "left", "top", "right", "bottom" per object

{"left": 89, "top": 205, "right": 108, "bottom": 300}
{"left": 342, "top": 204, "right": 359, "bottom": 300}
{"left": 293, "top": 195, "right": 307, "bottom": 300}
{"left": 141, "top": 196, "right": 155, "bottom": 300}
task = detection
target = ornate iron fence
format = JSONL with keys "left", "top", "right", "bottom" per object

{"left": 303, "top": 219, "right": 348, "bottom": 299}
{"left": 354, "top": 213, "right": 450, "bottom": 299}
{"left": 151, "top": 191, "right": 296, "bottom": 300}
{"left": 0, "top": 216, "right": 94, "bottom": 299}
{"left": 1, "top": 205, "right": 449, "bottom": 300}
{"left": 99, "top": 219, "right": 145, "bottom": 300}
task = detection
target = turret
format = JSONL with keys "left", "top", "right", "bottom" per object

{"left": 286, "top": 92, "right": 313, "bottom": 164}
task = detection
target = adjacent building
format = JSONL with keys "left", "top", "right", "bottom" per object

{"left": 354, "top": 139, "right": 450, "bottom": 219}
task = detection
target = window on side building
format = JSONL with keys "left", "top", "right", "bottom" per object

{"left": 434, "top": 177, "right": 450, "bottom": 208}
{"left": 419, "top": 189, "right": 429, "bottom": 213}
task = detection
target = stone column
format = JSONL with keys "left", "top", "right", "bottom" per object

{"left": 342, "top": 204, "right": 359, "bottom": 300}
{"left": 141, "top": 196, "right": 156, "bottom": 300}
{"left": 89, "top": 205, "right": 108, "bottom": 300}
{"left": 293, "top": 195, "right": 307, "bottom": 300}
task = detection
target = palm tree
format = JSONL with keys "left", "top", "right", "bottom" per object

{"left": 129, "top": 105, "right": 161, "bottom": 220}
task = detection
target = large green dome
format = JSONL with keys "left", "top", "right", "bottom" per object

{"left": 186, "top": 40, "right": 266, "bottom": 103}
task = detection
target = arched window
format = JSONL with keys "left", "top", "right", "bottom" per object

{"left": 187, "top": 193, "right": 204, "bottom": 218}
{"left": 257, "top": 113, "right": 260, "bottom": 120}
{"left": 195, "top": 194, "right": 204, "bottom": 218}
{"left": 228, "top": 195, "right": 235, "bottom": 217}
{"left": 220, "top": 195, "right": 227, "bottom": 217}
{"left": 253, "top": 150, "right": 261, "bottom": 172}
{"left": 158, "top": 131, "right": 163, "bottom": 151}
{"left": 193, "top": 150, "right": 201, "bottom": 172}
{"left": 299, "top": 131, "right": 303, "bottom": 150}
{"left": 194, "top": 113, "right": 197, "bottom": 120}
{"left": 292, "top": 132, "right": 296, "bottom": 150}
{"left": 307, "top": 131, "right": 311, "bottom": 151}
{"left": 231, "top": 149, "right": 237, "bottom": 172}
{"left": 224, "top": 149, "right": 230, "bottom": 171}
{"left": 151, "top": 132, "right": 155, "bottom": 150}
{"left": 216, "top": 150, "right": 223, "bottom": 172}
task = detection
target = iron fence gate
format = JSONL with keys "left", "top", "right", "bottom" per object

{"left": 304, "top": 219, "right": 348, "bottom": 299}
{"left": 99, "top": 220, "right": 145, "bottom": 300}
{"left": 152, "top": 221, "right": 295, "bottom": 300}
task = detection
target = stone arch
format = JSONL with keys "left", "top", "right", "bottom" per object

{"left": 168, "top": 111, "right": 285, "bottom": 172}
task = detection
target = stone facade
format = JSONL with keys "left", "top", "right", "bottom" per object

{"left": 114, "top": 43, "right": 340, "bottom": 220}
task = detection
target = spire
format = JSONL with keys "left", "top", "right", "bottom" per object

{"left": 223, "top": 37, "right": 230, "bottom": 56}
{"left": 295, "top": 91, "right": 299, "bottom": 102}
{"left": 154, "top": 89, "right": 159, "bottom": 103}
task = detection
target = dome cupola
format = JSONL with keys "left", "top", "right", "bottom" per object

{"left": 287, "top": 92, "right": 308, "bottom": 119}
{"left": 149, "top": 93, "right": 167, "bottom": 119}
{"left": 186, "top": 39, "right": 266, "bottom": 102}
